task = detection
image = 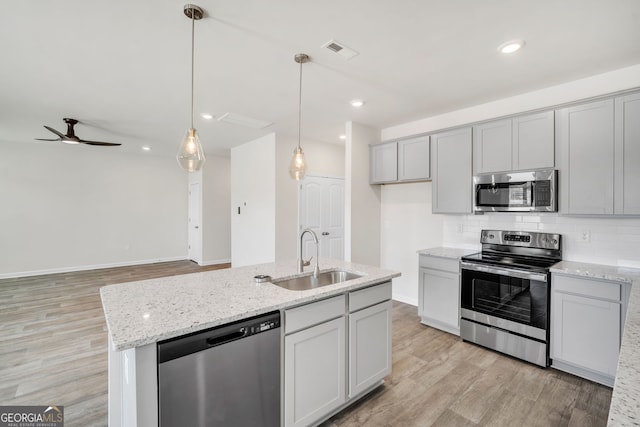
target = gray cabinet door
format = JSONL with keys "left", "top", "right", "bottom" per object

{"left": 370, "top": 142, "right": 398, "bottom": 184}
{"left": 284, "top": 317, "right": 346, "bottom": 427}
{"left": 432, "top": 127, "right": 473, "bottom": 214}
{"left": 513, "top": 110, "right": 555, "bottom": 170}
{"left": 557, "top": 99, "right": 614, "bottom": 214}
{"left": 615, "top": 93, "right": 640, "bottom": 215}
{"left": 398, "top": 136, "right": 430, "bottom": 181}
{"left": 473, "top": 119, "right": 512, "bottom": 174}
{"left": 419, "top": 267, "right": 460, "bottom": 336}
{"left": 348, "top": 300, "right": 392, "bottom": 398}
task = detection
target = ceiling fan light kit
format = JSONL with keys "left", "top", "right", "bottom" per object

{"left": 177, "top": 4, "right": 206, "bottom": 173}
{"left": 289, "top": 53, "right": 310, "bottom": 181}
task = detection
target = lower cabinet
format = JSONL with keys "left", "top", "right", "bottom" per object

{"left": 349, "top": 300, "right": 392, "bottom": 397}
{"left": 418, "top": 255, "right": 460, "bottom": 335}
{"left": 284, "top": 317, "right": 346, "bottom": 427}
{"left": 551, "top": 273, "right": 630, "bottom": 387}
{"left": 284, "top": 282, "right": 392, "bottom": 427}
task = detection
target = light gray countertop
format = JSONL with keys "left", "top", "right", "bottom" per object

{"left": 417, "top": 246, "right": 475, "bottom": 260}
{"left": 100, "top": 258, "right": 400, "bottom": 352}
{"left": 551, "top": 261, "right": 640, "bottom": 426}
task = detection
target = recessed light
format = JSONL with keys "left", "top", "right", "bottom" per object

{"left": 350, "top": 99, "right": 365, "bottom": 108}
{"left": 498, "top": 40, "right": 525, "bottom": 54}
{"left": 142, "top": 145, "right": 151, "bottom": 151}
{"left": 200, "top": 113, "right": 214, "bottom": 120}
{"left": 339, "top": 134, "right": 346, "bottom": 140}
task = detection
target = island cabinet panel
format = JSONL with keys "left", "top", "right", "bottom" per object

{"left": 432, "top": 127, "right": 473, "bottom": 214}
{"left": 348, "top": 283, "right": 392, "bottom": 398}
{"left": 550, "top": 273, "right": 629, "bottom": 387}
{"left": 418, "top": 255, "right": 460, "bottom": 336}
{"left": 285, "top": 316, "right": 346, "bottom": 427}
{"left": 556, "top": 99, "right": 615, "bottom": 215}
{"left": 615, "top": 92, "right": 640, "bottom": 215}
{"left": 370, "top": 142, "right": 398, "bottom": 184}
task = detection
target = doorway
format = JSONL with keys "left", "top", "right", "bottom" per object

{"left": 298, "top": 176, "right": 345, "bottom": 261}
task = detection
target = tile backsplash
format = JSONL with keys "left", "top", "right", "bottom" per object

{"left": 442, "top": 213, "right": 640, "bottom": 268}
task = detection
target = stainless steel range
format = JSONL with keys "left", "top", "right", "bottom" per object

{"left": 460, "top": 230, "right": 562, "bottom": 367}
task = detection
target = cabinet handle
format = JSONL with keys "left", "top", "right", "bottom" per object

{"left": 322, "top": 232, "right": 329, "bottom": 236}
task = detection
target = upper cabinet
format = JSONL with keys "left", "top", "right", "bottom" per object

{"left": 614, "top": 92, "right": 640, "bottom": 215}
{"left": 370, "top": 142, "right": 398, "bottom": 184}
{"left": 370, "top": 136, "right": 429, "bottom": 184}
{"left": 473, "top": 111, "right": 555, "bottom": 174}
{"left": 556, "top": 99, "right": 615, "bottom": 215}
{"left": 432, "top": 127, "right": 472, "bottom": 214}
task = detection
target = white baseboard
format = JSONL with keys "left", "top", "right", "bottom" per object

{"left": 392, "top": 293, "right": 418, "bottom": 307}
{"left": 198, "top": 258, "right": 231, "bottom": 266}
{"left": 0, "top": 256, "right": 188, "bottom": 279}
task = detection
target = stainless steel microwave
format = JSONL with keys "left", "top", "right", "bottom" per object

{"left": 473, "top": 168, "right": 558, "bottom": 212}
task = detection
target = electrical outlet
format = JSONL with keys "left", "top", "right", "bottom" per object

{"left": 581, "top": 230, "right": 591, "bottom": 242}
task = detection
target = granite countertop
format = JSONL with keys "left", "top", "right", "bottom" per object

{"left": 416, "top": 246, "right": 475, "bottom": 260}
{"left": 550, "top": 261, "right": 640, "bottom": 426}
{"left": 100, "top": 258, "right": 400, "bottom": 352}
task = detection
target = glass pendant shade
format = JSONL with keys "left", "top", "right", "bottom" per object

{"left": 177, "top": 127, "right": 206, "bottom": 172}
{"left": 289, "top": 146, "right": 306, "bottom": 180}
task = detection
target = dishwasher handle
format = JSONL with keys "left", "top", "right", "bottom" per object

{"left": 206, "top": 328, "right": 247, "bottom": 348}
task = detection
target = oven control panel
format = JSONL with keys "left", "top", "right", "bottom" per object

{"left": 481, "top": 230, "right": 560, "bottom": 250}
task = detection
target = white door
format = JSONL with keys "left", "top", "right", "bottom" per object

{"left": 188, "top": 182, "right": 202, "bottom": 263}
{"left": 299, "top": 176, "right": 345, "bottom": 261}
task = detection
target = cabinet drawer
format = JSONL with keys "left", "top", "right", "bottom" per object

{"left": 349, "top": 282, "right": 392, "bottom": 313}
{"left": 553, "top": 274, "right": 621, "bottom": 301}
{"left": 419, "top": 255, "right": 459, "bottom": 273}
{"left": 286, "top": 295, "right": 346, "bottom": 334}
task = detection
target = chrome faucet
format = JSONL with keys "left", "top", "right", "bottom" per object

{"left": 298, "top": 228, "right": 320, "bottom": 278}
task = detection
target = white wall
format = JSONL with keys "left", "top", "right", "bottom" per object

{"left": 345, "top": 121, "right": 381, "bottom": 266}
{"left": 380, "top": 64, "right": 640, "bottom": 305}
{"left": 0, "top": 142, "right": 188, "bottom": 277}
{"left": 380, "top": 182, "right": 443, "bottom": 306}
{"left": 202, "top": 155, "right": 231, "bottom": 265}
{"left": 230, "top": 133, "right": 276, "bottom": 267}
{"left": 275, "top": 136, "right": 345, "bottom": 262}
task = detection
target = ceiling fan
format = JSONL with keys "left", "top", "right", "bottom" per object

{"left": 36, "top": 118, "right": 121, "bottom": 146}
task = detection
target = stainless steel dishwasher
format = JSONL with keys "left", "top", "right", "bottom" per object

{"left": 158, "top": 311, "right": 281, "bottom": 427}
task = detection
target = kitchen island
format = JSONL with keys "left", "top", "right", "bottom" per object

{"left": 101, "top": 258, "right": 400, "bottom": 426}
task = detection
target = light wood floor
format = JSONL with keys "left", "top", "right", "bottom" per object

{"left": 1, "top": 262, "right": 612, "bottom": 426}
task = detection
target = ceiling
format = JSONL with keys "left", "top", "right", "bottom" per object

{"left": 1, "top": 0, "right": 639, "bottom": 157}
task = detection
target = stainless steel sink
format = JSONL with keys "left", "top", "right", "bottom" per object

{"left": 271, "top": 270, "right": 362, "bottom": 291}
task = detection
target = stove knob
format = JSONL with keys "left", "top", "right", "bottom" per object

{"left": 488, "top": 234, "right": 494, "bottom": 239}
{"left": 552, "top": 239, "right": 558, "bottom": 245}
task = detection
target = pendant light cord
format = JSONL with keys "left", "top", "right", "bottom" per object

{"left": 297, "top": 58, "right": 302, "bottom": 150}
{"left": 190, "top": 10, "right": 195, "bottom": 130}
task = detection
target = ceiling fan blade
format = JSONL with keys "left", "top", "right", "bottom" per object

{"left": 80, "top": 140, "right": 122, "bottom": 146}
{"left": 43, "top": 125, "right": 66, "bottom": 138}
{"left": 35, "top": 138, "right": 60, "bottom": 141}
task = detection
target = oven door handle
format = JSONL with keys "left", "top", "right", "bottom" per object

{"left": 460, "top": 261, "right": 547, "bottom": 282}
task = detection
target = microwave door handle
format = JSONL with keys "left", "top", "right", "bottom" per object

{"left": 460, "top": 262, "right": 547, "bottom": 282}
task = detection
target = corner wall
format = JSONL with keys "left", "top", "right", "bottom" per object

{"left": 202, "top": 155, "right": 231, "bottom": 265}
{"left": 230, "top": 133, "right": 276, "bottom": 267}
{"left": 345, "top": 122, "right": 381, "bottom": 266}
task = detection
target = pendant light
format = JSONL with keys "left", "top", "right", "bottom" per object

{"left": 289, "top": 53, "right": 310, "bottom": 180}
{"left": 177, "top": 4, "right": 206, "bottom": 172}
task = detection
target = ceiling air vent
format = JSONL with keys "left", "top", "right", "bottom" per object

{"left": 321, "top": 39, "right": 359, "bottom": 60}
